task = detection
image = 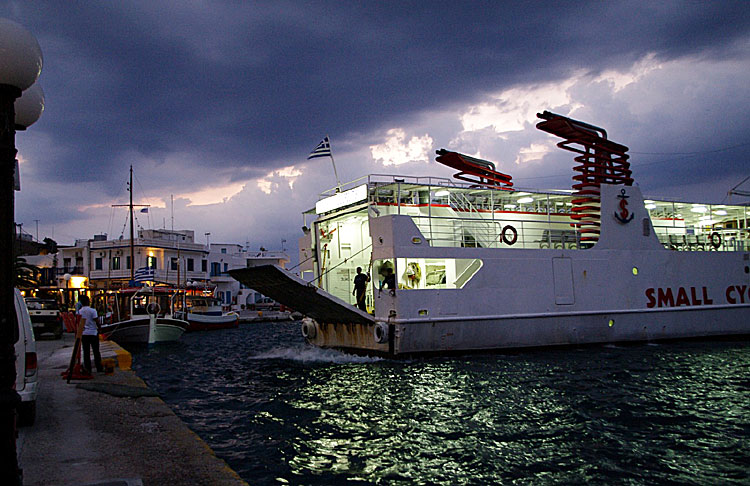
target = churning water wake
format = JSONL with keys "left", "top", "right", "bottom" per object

{"left": 249, "top": 345, "right": 383, "bottom": 364}
{"left": 131, "top": 321, "right": 750, "bottom": 485}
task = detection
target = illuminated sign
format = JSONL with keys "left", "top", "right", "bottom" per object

{"left": 315, "top": 184, "right": 368, "bottom": 214}
{"left": 69, "top": 276, "right": 88, "bottom": 288}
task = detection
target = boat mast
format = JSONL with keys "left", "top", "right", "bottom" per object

{"left": 129, "top": 165, "right": 135, "bottom": 283}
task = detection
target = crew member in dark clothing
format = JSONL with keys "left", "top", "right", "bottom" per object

{"left": 381, "top": 267, "right": 396, "bottom": 291}
{"left": 352, "top": 266, "right": 370, "bottom": 311}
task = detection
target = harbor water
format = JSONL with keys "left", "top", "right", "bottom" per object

{"left": 131, "top": 322, "right": 749, "bottom": 485}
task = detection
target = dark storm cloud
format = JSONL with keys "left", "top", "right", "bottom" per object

{"left": 4, "top": 1, "right": 750, "bottom": 245}
{"left": 7, "top": 1, "right": 750, "bottom": 188}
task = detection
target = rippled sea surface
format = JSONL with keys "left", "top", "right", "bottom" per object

{"left": 131, "top": 322, "right": 750, "bottom": 485}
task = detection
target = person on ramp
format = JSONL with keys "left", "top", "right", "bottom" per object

{"left": 352, "top": 267, "right": 371, "bottom": 312}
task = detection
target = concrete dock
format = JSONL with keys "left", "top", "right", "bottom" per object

{"left": 16, "top": 334, "right": 248, "bottom": 486}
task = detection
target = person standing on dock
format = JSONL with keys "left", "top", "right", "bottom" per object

{"left": 352, "top": 267, "right": 370, "bottom": 312}
{"left": 77, "top": 295, "right": 103, "bottom": 374}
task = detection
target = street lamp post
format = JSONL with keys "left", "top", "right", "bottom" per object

{"left": 0, "top": 18, "right": 43, "bottom": 485}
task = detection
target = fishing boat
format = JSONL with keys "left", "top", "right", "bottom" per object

{"left": 174, "top": 294, "right": 239, "bottom": 331}
{"left": 96, "top": 286, "right": 189, "bottom": 344}
{"left": 230, "top": 111, "right": 750, "bottom": 357}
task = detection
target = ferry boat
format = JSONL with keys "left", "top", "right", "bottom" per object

{"left": 96, "top": 286, "right": 189, "bottom": 344}
{"left": 174, "top": 294, "right": 240, "bottom": 331}
{"left": 230, "top": 111, "right": 750, "bottom": 356}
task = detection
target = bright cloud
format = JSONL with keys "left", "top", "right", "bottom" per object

{"left": 515, "top": 142, "right": 554, "bottom": 165}
{"left": 593, "top": 53, "right": 662, "bottom": 92}
{"left": 256, "top": 164, "right": 304, "bottom": 194}
{"left": 370, "top": 129, "right": 433, "bottom": 166}
{"left": 179, "top": 181, "right": 246, "bottom": 205}
{"left": 459, "top": 78, "right": 581, "bottom": 134}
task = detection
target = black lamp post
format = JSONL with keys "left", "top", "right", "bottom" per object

{"left": 0, "top": 18, "right": 43, "bottom": 485}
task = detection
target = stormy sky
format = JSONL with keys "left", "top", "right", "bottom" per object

{"left": 5, "top": 1, "right": 750, "bottom": 253}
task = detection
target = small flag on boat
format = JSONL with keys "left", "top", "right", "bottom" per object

{"left": 134, "top": 267, "right": 155, "bottom": 282}
{"left": 140, "top": 207, "right": 149, "bottom": 213}
{"left": 307, "top": 137, "right": 332, "bottom": 159}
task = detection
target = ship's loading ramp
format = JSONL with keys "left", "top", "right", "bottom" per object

{"left": 228, "top": 265, "right": 374, "bottom": 325}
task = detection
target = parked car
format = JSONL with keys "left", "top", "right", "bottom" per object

{"left": 25, "top": 297, "right": 63, "bottom": 339}
{"left": 15, "top": 288, "right": 38, "bottom": 426}
{"left": 250, "top": 296, "right": 279, "bottom": 311}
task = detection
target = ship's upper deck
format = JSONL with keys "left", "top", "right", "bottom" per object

{"left": 312, "top": 174, "right": 749, "bottom": 252}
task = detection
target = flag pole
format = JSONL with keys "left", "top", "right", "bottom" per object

{"left": 328, "top": 135, "right": 342, "bottom": 193}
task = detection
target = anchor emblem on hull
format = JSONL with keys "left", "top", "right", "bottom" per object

{"left": 614, "top": 188, "right": 634, "bottom": 224}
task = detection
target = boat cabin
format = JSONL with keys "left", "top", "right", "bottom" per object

{"left": 300, "top": 175, "right": 749, "bottom": 314}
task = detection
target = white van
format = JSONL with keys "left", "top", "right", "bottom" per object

{"left": 14, "top": 288, "right": 38, "bottom": 426}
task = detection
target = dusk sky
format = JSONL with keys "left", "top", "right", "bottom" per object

{"left": 5, "top": 1, "right": 750, "bottom": 255}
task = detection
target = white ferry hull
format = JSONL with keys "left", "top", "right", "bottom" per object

{"left": 307, "top": 305, "right": 747, "bottom": 356}
{"left": 307, "top": 186, "right": 749, "bottom": 356}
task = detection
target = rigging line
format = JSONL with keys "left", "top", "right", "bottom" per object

{"left": 630, "top": 141, "right": 750, "bottom": 156}
{"left": 307, "top": 243, "right": 373, "bottom": 285}
{"left": 287, "top": 253, "right": 315, "bottom": 271}
{"left": 106, "top": 206, "right": 115, "bottom": 238}
{"left": 720, "top": 175, "right": 750, "bottom": 203}
{"left": 132, "top": 170, "right": 154, "bottom": 229}
{"left": 516, "top": 151, "right": 733, "bottom": 182}
{"left": 119, "top": 210, "right": 130, "bottom": 239}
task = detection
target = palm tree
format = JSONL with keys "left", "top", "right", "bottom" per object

{"left": 14, "top": 256, "right": 39, "bottom": 289}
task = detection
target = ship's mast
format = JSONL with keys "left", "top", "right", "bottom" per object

{"left": 129, "top": 165, "right": 135, "bottom": 282}
{"left": 113, "top": 165, "right": 148, "bottom": 285}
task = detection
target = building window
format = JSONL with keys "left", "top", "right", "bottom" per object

{"left": 202, "top": 259, "right": 207, "bottom": 272}
{"left": 211, "top": 262, "right": 221, "bottom": 277}
{"left": 170, "top": 257, "right": 179, "bottom": 271}
{"left": 95, "top": 257, "right": 103, "bottom": 271}
{"left": 224, "top": 263, "right": 228, "bottom": 272}
{"left": 63, "top": 258, "right": 71, "bottom": 271}
{"left": 126, "top": 255, "right": 131, "bottom": 269}
{"left": 221, "top": 248, "right": 227, "bottom": 254}
{"left": 112, "top": 256, "right": 121, "bottom": 270}
{"left": 187, "top": 258, "right": 194, "bottom": 271}
{"left": 147, "top": 256, "right": 157, "bottom": 269}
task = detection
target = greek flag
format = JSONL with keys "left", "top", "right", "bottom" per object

{"left": 134, "top": 267, "right": 155, "bottom": 282}
{"left": 307, "top": 137, "right": 332, "bottom": 159}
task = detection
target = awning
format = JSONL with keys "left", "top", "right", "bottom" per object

{"left": 228, "top": 265, "right": 375, "bottom": 325}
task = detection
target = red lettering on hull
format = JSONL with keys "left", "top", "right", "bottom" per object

{"left": 646, "top": 286, "right": 750, "bottom": 307}
{"left": 645, "top": 286, "right": 715, "bottom": 308}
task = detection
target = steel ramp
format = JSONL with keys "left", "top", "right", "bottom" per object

{"left": 228, "top": 265, "right": 375, "bottom": 325}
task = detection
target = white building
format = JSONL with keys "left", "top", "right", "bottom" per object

{"left": 207, "top": 244, "right": 289, "bottom": 310}
{"left": 57, "top": 229, "right": 209, "bottom": 290}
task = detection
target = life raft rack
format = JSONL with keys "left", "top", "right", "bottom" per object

{"left": 536, "top": 111, "right": 633, "bottom": 245}
{"left": 435, "top": 149, "right": 514, "bottom": 190}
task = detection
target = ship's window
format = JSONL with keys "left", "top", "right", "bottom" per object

{"left": 395, "top": 258, "right": 483, "bottom": 290}
{"left": 373, "top": 259, "right": 396, "bottom": 290}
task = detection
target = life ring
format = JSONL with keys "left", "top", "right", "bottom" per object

{"left": 373, "top": 322, "right": 389, "bottom": 344}
{"left": 709, "top": 232, "right": 721, "bottom": 250}
{"left": 501, "top": 225, "right": 518, "bottom": 246}
{"left": 301, "top": 318, "right": 317, "bottom": 339}
{"left": 146, "top": 302, "right": 161, "bottom": 315}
